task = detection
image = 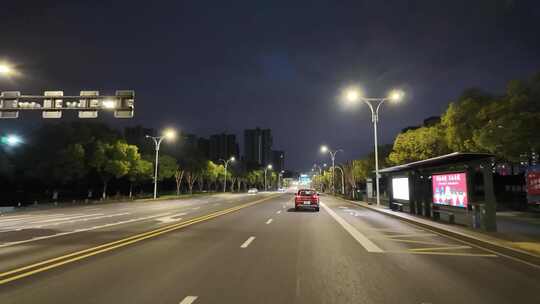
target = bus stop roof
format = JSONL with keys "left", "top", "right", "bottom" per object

{"left": 379, "top": 152, "right": 494, "bottom": 174}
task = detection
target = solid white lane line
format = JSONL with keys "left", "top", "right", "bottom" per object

{"left": 320, "top": 202, "right": 383, "bottom": 253}
{"left": 276, "top": 210, "right": 281, "bottom": 214}
{"left": 0, "top": 212, "right": 171, "bottom": 248}
{"left": 265, "top": 218, "right": 273, "bottom": 224}
{"left": 179, "top": 296, "right": 198, "bottom": 304}
{"left": 34, "top": 214, "right": 104, "bottom": 223}
{"left": 0, "top": 213, "right": 131, "bottom": 233}
{"left": 240, "top": 236, "right": 256, "bottom": 248}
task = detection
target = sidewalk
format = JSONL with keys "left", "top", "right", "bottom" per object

{"left": 334, "top": 196, "right": 540, "bottom": 266}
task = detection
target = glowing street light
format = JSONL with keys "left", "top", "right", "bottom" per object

{"left": 163, "top": 128, "right": 177, "bottom": 140}
{"left": 0, "top": 62, "right": 15, "bottom": 77}
{"left": 102, "top": 99, "right": 117, "bottom": 109}
{"left": 1, "top": 134, "right": 22, "bottom": 146}
{"left": 220, "top": 156, "right": 236, "bottom": 192}
{"left": 343, "top": 87, "right": 405, "bottom": 206}
{"left": 264, "top": 164, "right": 273, "bottom": 191}
{"left": 320, "top": 145, "right": 342, "bottom": 194}
{"left": 146, "top": 128, "right": 177, "bottom": 199}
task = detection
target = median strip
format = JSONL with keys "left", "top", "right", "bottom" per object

{"left": 0, "top": 195, "right": 278, "bottom": 285}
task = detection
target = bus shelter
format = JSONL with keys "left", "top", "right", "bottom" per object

{"left": 377, "top": 152, "right": 497, "bottom": 232}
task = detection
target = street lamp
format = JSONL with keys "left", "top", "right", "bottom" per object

{"left": 333, "top": 165, "right": 345, "bottom": 195}
{"left": 0, "top": 134, "right": 22, "bottom": 146}
{"left": 264, "top": 164, "right": 273, "bottom": 191}
{"left": 320, "top": 145, "right": 343, "bottom": 194}
{"left": 344, "top": 87, "right": 404, "bottom": 206}
{"left": 219, "top": 156, "right": 235, "bottom": 192}
{"left": 146, "top": 128, "right": 176, "bottom": 199}
{"left": 0, "top": 63, "right": 14, "bottom": 76}
{"left": 278, "top": 170, "right": 285, "bottom": 189}
{"left": 312, "top": 163, "right": 325, "bottom": 192}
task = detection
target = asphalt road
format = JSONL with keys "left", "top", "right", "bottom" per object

{"left": 0, "top": 193, "right": 539, "bottom": 303}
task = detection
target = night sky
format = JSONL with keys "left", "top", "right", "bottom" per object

{"left": 2, "top": 0, "right": 540, "bottom": 171}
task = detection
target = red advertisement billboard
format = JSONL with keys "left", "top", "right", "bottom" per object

{"left": 432, "top": 172, "right": 468, "bottom": 208}
{"left": 526, "top": 171, "right": 540, "bottom": 196}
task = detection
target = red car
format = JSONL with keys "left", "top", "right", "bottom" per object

{"left": 294, "top": 189, "right": 320, "bottom": 211}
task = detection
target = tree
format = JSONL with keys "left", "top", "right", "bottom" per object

{"left": 50, "top": 143, "right": 87, "bottom": 185}
{"left": 388, "top": 125, "right": 450, "bottom": 165}
{"left": 440, "top": 88, "right": 492, "bottom": 152}
{"left": 472, "top": 76, "right": 540, "bottom": 162}
{"left": 127, "top": 158, "right": 153, "bottom": 198}
{"left": 174, "top": 166, "right": 184, "bottom": 195}
{"left": 202, "top": 160, "right": 220, "bottom": 191}
{"left": 185, "top": 171, "right": 198, "bottom": 195}
{"left": 88, "top": 141, "right": 135, "bottom": 199}
{"left": 157, "top": 154, "right": 177, "bottom": 181}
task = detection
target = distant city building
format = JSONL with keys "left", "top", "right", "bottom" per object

{"left": 197, "top": 137, "right": 210, "bottom": 159}
{"left": 244, "top": 127, "right": 273, "bottom": 166}
{"left": 209, "top": 133, "right": 239, "bottom": 161}
{"left": 124, "top": 125, "right": 155, "bottom": 155}
{"left": 271, "top": 150, "right": 285, "bottom": 172}
{"left": 182, "top": 133, "right": 198, "bottom": 151}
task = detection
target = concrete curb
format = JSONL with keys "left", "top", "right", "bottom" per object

{"left": 333, "top": 196, "right": 540, "bottom": 269}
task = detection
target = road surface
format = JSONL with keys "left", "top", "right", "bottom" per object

{"left": 0, "top": 193, "right": 538, "bottom": 303}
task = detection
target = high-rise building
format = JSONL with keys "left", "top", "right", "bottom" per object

{"left": 124, "top": 125, "right": 155, "bottom": 155}
{"left": 209, "top": 133, "right": 239, "bottom": 161}
{"left": 244, "top": 128, "right": 273, "bottom": 166}
{"left": 271, "top": 150, "right": 285, "bottom": 172}
{"left": 197, "top": 137, "right": 210, "bottom": 159}
{"left": 182, "top": 133, "right": 198, "bottom": 151}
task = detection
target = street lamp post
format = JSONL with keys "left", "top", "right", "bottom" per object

{"left": 333, "top": 165, "right": 345, "bottom": 195}
{"left": 320, "top": 146, "right": 342, "bottom": 194}
{"left": 146, "top": 129, "right": 176, "bottom": 200}
{"left": 312, "top": 163, "right": 326, "bottom": 192}
{"left": 219, "top": 156, "right": 235, "bottom": 192}
{"left": 278, "top": 170, "right": 285, "bottom": 188}
{"left": 345, "top": 88, "right": 404, "bottom": 206}
{"left": 264, "top": 164, "right": 273, "bottom": 191}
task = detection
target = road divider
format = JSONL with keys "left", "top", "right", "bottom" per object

{"left": 0, "top": 194, "right": 279, "bottom": 285}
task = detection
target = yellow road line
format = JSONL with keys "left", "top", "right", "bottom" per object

{"left": 382, "top": 233, "right": 438, "bottom": 238}
{"left": 385, "top": 251, "right": 498, "bottom": 257}
{"left": 367, "top": 238, "right": 464, "bottom": 247}
{"left": 0, "top": 195, "right": 277, "bottom": 285}
{"left": 409, "top": 245, "right": 472, "bottom": 252}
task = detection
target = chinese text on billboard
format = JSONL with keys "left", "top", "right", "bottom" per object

{"left": 432, "top": 172, "right": 468, "bottom": 208}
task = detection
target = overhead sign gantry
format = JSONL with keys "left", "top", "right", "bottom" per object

{"left": 0, "top": 90, "right": 135, "bottom": 119}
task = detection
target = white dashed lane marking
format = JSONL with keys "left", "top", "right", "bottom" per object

{"left": 179, "top": 296, "right": 198, "bottom": 304}
{"left": 240, "top": 236, "right": 256, "bottom": 248}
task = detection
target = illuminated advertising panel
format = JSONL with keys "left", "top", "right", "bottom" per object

{"left": 392, "top": 177, "right": 409, "bottom": 201}
{"left": 432, "top": 172, "right": 468, "bottom": 208}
